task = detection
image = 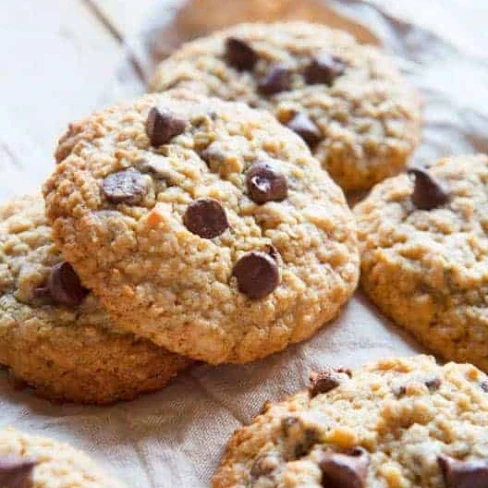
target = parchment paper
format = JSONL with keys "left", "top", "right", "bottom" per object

{"left": 2, "top": 1, "right": 488, "bottom": 487}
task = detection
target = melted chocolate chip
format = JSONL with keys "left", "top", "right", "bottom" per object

{"left": 232, "top": 251, "right": 279, "bottom": 299}
{"left": 309, "top": 368, "right": 350, "bottom": 398}
{"left": 408, "top": 168, "right": 450, "bottom": 210}
{"left": 246, "top": 161, "right": 288, "bottom": 204}
{"left": 258, "top": 66, "right": 292, "bottom": 95}
{"left": 286, "top": 113, "right": 322, "bottom": 148}
{"left": 102, "top": 169, "right": 148, "bottom": 204}
{"left": 47, "top": 262, "right": 88, "bottom": 307}
{"left": 481, "top": 381, "right": 488, "bottom": 393}
{"left": 225, "top": 37, "right": 258, "bottom": 71}
{"left": 250, "top": 452, "right": 280, "bottom": 479}
{"left": 281, "top": 416, "right": 300, "bottom": 437}
{"left": 305, "top": 54, "right": 345, "bottom": 86}
{"left": 281, "top": 416, "right": 319, "bottom": 459}
{"left": 183, "top": 198, "right": 229, "bottom": 239}
{"left": 146, "top": 107, "right": 187, "bottom": 147}
{"left": 320, "top": 448, "right": 370, "bottom": 488}
{"left": 0, "top": 455, "right": 37, "bottom": 488}
{"left": 438, "top": 454, "right": 488, "bottom": 488}
{"left": 425, "top": 377, "right": 442, "bottom": 392}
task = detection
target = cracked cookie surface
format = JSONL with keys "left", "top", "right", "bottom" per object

{"left": 355, "top": 155, "right": 488, "bottom": 372}
{"left": 149, "top": 22, "right": 421, "bottom": 193}
{"left": 213, "top": 355, "right": 488, "bottom": 488}
{"left": 0, "top": 195, "right": 192, "bottom": 404}
{"left": 43, "top": 91, "right": 359, "bottom": 364}
{"left": 0, "top": 428, "right": 124, "bottom": 487}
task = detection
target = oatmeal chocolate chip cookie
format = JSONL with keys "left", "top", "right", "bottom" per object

{"left": 355, "top": 154, "right": 488, "bottom": 372}
{"left": 43, "top": 91, "right": 359, "bottom": 364}
{"left": 213, "top": 355, "right": 488, "bottom": 488}
{"left": 0, "top": 195, "right": 192, "bottom": 404}
{"left": 149, "top": 22, "right": 421, "bottom": 193}
{"left": 0, "top": 428, "right": 124, "bottom": 487}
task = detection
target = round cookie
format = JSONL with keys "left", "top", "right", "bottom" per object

{"left": 0, "top": 428, "right": 123, "bottom": 487}
{"left": 149, "top": 22, "right": 421, "bottom": 193}
{"left": 213, "top": 355, "right": 488, "bottom": 488}
{"left": 43, "top": 91, "right": 359, "bottom": 364}
{"left": 355, "top": 154, "right": 488, "bottom": 372}
{"left": 0, "top": 195, "right": 192, "bottom": 404}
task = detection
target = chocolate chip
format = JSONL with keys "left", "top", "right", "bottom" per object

{"left": 336, "top": 367, "right": 353, "bottom": 378}
{"left": 0, "top": 455, "right": 37, "bottom": 488}
{"left": 47, "top": 262, "right": 88, "bottom": 307}
{"left": 232, "top": 251, "right": 279, "bottom": 299}
{"left": 281, "top": 416, "right": 300, "bottom": 436}
{"left": 102, "top": 169, "right": 148, "bottom": 204}
{"left": 246, "top": 161, "right": 288, "bottom": 204}
{"left": 183, "top": 198, "right": 229, "bottom": 239}
{"left": 146, "top": 106, "right": 187, "bottom": 147}
{"left": 286, "top": 113, "right": 322, "bottom": 148}
{"left": 408, "top": 168, "right": 450, "bottom": 210}
{"left": 225, "top": 37, "right": 258, "bottom": 71}
{"left": 281, "top": 416, "right": 319, "bottom": 459}
{"left": 481, "top": 381, "right": 488, "bottom": 393}
{"left": 320, "top": 448, "right": 370, "bottom": 488}
{"left": 250, "top": 452, "right": 280, "bottom": 479}
{"left": 425, "top": 377, "right": 442, "bottom": 392}
{"left": 438, "top": 454, "right": 488, "bottom": 488}
{"left": 309, "top": 368, "right": 350, "bottom": 398}
{"left": 305, "top": 54, "right": 345, "bottom": 85}
{"left": 258, "top": 66, "right": 292, "bottom": 95}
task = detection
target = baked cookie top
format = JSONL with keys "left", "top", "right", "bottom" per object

{"left": 213, "top": 355, "right": 488, "bottom": 488}
{"left": 0, "top": 195, "right": 191, "bottom": 404}
{"left": 149, "top": 22, "right": 421, "bottom": 192}
{"left": 355, "top": 154, "right": 488, "bottom": 372}
{"left": 0, "top": 428, "right": 123, "bottom": 487}
{"left": 44, "top": 91, "right": 359, "bottom": 364}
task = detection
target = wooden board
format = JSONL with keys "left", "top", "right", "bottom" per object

{"left": 0, "top": 0, "right": 124, "bottom": 199}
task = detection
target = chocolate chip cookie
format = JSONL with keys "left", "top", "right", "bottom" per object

{"left": 149, "top": 22, "right": 421, "bottom": 193}
{"left": 355, "top": 154, "right": 488, "bottom": 372}
{"left": 213, "top": 355, "right": 488, "bottom": 488}
{"left": 0, "top": 428, "right": 124, "bottom": 487}
{"left": 0, "top": 195, "right": 192, "bottom": 404}
{"left": 43, "top": 91, "right": 359, "bottom": 364}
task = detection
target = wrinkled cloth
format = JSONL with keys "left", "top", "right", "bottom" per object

{"left": 2, "top": 1, "right": 488, "bottom": 487}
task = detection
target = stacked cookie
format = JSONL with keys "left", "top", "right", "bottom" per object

{"left": 43, "top": 91, "right": 359, "bottom": 365}
{"left": 1, "top": 20, "right": 487, "bottom": 488}
{"left": 1, "top": 22, "right": 424, "bottom": 403}
{"left": 0, "top": 195, "right": 193, "bottom": 404}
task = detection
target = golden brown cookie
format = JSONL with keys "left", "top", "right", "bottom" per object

{"left": 150, "top": 22, "right": 421, "bottom": 192}
{"left": 355, "top": 155, "right": 488, "bottom": 372}
{"left": 0, "top": 428, "right": 124, "bottom": 487}
{"left": 213, "top": 356, "right": 488, "bottom": 488}
{"left": 0, "top": 195, "right": 192, "bottom": 404}
{"left": 43, "top": 91, "right": 359, "bottom": 364}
